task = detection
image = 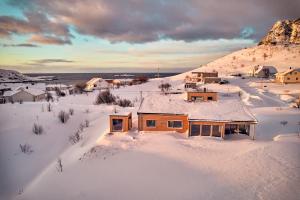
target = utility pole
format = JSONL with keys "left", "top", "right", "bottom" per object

{"left": 157, "top": 66, "right": 160, "bottom": 78}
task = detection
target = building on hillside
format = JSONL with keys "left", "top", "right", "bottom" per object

{"left": 187, "top": 90, "right": 218, "bottom": 102}
{"left": 203, "top": 77, "right": 221, "bottom": 84}
{"left": 275, "top": 68, "right": 300, "bottom": 83}
{"left": 3, "top": 87, "right": 45, "bottom": 103}
{"left": 112, "top": 79, "right": 133, "bottom": 86}
{"left": 109, "top": 112, "right": 132, "bottom": 132}
{"left": 249, "top": 65, "right": 278, "bottom": 78}
{"left": 191, "top": 71, "right": 219, "bottom": 83}
{"left": 137, "top": 95, "right": 257, "bottom": 139}
{"left": 85, "top": 78, "right": 110, "bottom": 91}
{"left": 46, "top": 84, "right": 70, "bottom": 91}
{"left": 184, "top": 82, "right": 197, "bottom": 89}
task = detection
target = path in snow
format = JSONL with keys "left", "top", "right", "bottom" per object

{"left": 230, "top": 78, "right": 287, "bottom": 108}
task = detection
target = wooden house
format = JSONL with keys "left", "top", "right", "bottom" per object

{"left": 275, "top": 68, "right": 300, "bottom": 83}
{"left": 109, "top": 112, "right": 132, "bottom": 132}
{"left": 191, "top": 71, "right": 218, "bottom": 82}
{"left": 187, "top": 90, "right": 218, "bottom": 102}
{"left": 137, "top": 95, "right": 257, "bottom": 139}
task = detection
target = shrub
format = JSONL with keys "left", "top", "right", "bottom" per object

{"left": 69, "top": 108, "right": 74, "bottom": 115}
{"left": 117, "top": 99, "right": 133, "bottom": 107}
{"left": 280, "top": 121, "right": 288, "bottom": 126}
{"left": 58, "top": 110, "right": 70, "bottom": 123}
{"left": 159, "top": 83, "right": 172, "bottom": 93}
{"left": 32, "top": 123, "right": 43, "bottom": 135}
{"left": 69, "top": 131, "right": 81, "bottom": 144}
{"left": 95, "top": 90, "right": 116, "bottom": 104}
{"left": 79, "top": 123, "right": 84, "bottom": 132}
{"left": 85, "top": 119, "right": 90, "bottom": 127}
{"left": 47, "top": 103, "right": 52, "bottom": 112}
{"left": 263, "top": 53, "right": 268, "bottom": 60}
{"left": 19, "top": 144, "right": 33, "bottom": 154}
{"left": 57, "top": 158, "right": 63, "bottom": 172}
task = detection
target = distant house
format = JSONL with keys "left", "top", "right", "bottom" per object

{"left": 191, "top": 71, "right": 219, "bottom": 83}
{"left": 85, "top": 78, "right": 109, "bottom": 91}
{"left": 203, "top": 77, "right": 221, "bottom": 84}
{"left": 250, "top": 65, "right": 278, "bottom": 78}
{"left": 275, "top": 68, "right": 300, "bottom": 83}
{"left": 109, "top": 112, "right": 132, "bottom": 132}
{"left": 3, "top": 87, "right": 45, "bottom": 103}
{"left": 46, "top": 84, "right": 70, "bottom": 91}
{"left": 187, "top": 90, "right": 218, "bottom": 102}
{"left": 184, "top": 82, "right": 197, "bottom": 89}
{"left": 137, "top": 95, "right": 257, "bottom": 139}
{"left": 112, "top": 79, "right": 133, "bottom": 86}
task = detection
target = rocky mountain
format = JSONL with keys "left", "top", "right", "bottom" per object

{"left": 258, "top": 18, "right": 300, "bottom": 45}
{"left": 0, "top": 69, "right": 39, "bottom": 83}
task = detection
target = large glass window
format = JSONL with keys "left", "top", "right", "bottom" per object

{"left": 190, "top": 125, "right": 200, "bottom": 136}
{"left": 239, "top": 124, "right": 250, "bottom": 135}
{"left": 212, "top": 125, "right": 221, "bottom": 137}
{"left": 168, "top": 121, "right": 183, "bottom": 128}
{"left": 201, "top": 125, "right": 211, "bottom": 136}
{"left": 146, "top": 120, "right": 156, "bottom": 127}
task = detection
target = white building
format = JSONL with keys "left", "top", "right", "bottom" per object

{"left": 3, "top": 87, "right": 45, "bottom": 103}
{"left": 249, "top": 65, "right": 278, "bottom": 78}
{"left": 84, "top": 78, "right": 110, "bottom": 92}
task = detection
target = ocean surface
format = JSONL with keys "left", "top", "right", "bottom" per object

{"left": 25, "top": 73, "right": 179, "bottom": 85}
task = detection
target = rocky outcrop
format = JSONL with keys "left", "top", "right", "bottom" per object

{"left": 258, "top": 18, "right": 300, "bottom": 45}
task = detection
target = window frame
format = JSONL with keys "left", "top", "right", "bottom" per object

{"left": 167, "top": 120, "right": 183, "bottom": 129}
{"left": 146, "top": 120, "right": 156, "bottom": 128}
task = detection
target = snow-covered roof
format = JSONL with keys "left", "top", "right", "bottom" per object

{"left": 138, "top": 94, "right": 257, "bottom": 123}
{"left": 86, "top": 77, "right": 102, "bottom": 85}
{"left": 4, "top": 87, "right": 45, "bottom": 96}
{"left": 110, "top": 111, "right": 132, "bottom": 116}
{"left": 277, "top": 68, "right": 300, "bottom": 76}
{"left": 46, "top": 84, "right": 69, "bottom": 88}
{"left": 255, "top": 65, "right": 278, "bottom": 74}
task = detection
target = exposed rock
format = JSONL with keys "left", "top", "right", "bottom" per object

{"left": 258, "top": 18, "right": 300, "bottom": 45}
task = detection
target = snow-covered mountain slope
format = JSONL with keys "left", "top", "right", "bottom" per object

{"left": 172, "top": 44, "right": 300, "bottom": 80}
{"left": 0, "top": 69, "right": 40, "bottom": 83}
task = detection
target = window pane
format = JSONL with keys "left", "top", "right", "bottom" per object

{"left": 190, "top": 125, "right": 200, "bottom": 136}
{"left": 212, "top": 125, "right": 221, "bottom": 137}
{"left": 146, "top": 120, "right": 156, "bottom": 127}
{"left": 112, "top": 119, "right": 123, "bottom": 131}
{"left": 168, "top": 121, "right": 173, "bottom": 127}
{"left": 201, "top": 125, "right": 211, "bottom": 136}
{"left": 173, "top": 121, "right": 182, "bottom": 128}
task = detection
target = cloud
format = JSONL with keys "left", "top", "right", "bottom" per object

{"left": 1, "top": 43, "right": 39, "bottom": 47}
{"left": 0, "top": 10, "right": 72, "bottom": 45}
{"left": 29, "top": 34, "right": 71, "bottom": 45}
{"left": 31, "top": 59, "right": 74, "bottom": 64}
{"left": 3, "top": 0, "right": 300, "bottom": 43}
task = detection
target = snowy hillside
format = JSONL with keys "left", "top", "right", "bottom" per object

{"left": 173, "top": 44, "right": 300, "bottom": 79}
{"left": 0, "top": 69, "right": 41, "bottom": 83}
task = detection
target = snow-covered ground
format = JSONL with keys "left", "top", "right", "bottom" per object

{"left": 1, "top": 75, "right": 299, "bottom": 200}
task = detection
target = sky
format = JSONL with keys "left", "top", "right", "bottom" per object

{"left": 0, "top": 0, "right": 299, "bottom": 73}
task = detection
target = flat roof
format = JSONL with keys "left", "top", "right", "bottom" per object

{"left": 138, "top": 94, "right": 257, "bottom": 123}
{"left": 110, "top": 111, "right": 132, "bottom": 117}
